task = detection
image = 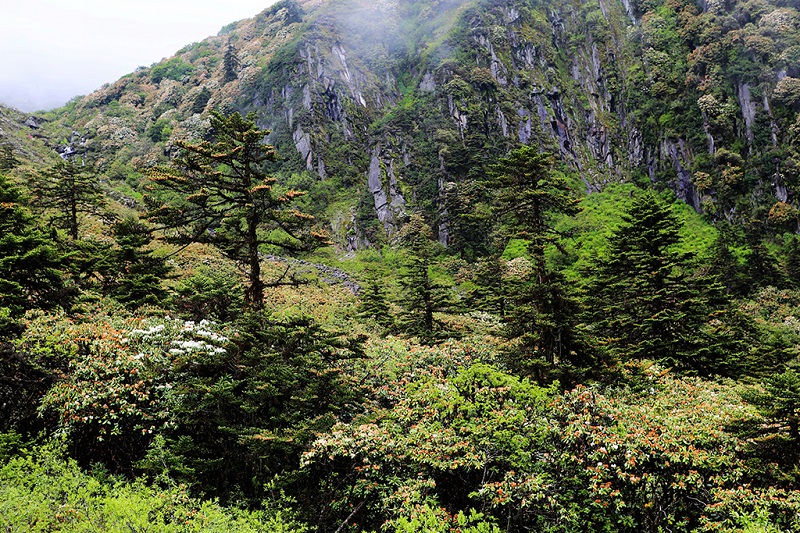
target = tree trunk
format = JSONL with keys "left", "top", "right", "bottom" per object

{"left": 244, "top": 214, "right": 263, "bottom": 311}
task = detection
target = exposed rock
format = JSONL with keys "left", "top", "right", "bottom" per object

{"left": 419, "top": 72, "right": 436, "bottom": 92}
{"left": 489, "top": 44, "right": 509, "bottom": 86}
{"left": 518, "top": 107, "right": 533, "bottom": 145}
{"left": 438, "top": 176, "right": 450, "bottom": 246}
{"left": 262, "top": 254, "right": 360, "bottom": 294}
{"left": 763, "top": 94, "right": 779, "bottom": 147}
{"left": 368, "top": 148, "right": 406, "bottom": 234}
{"left": 661, "top": 138, "right": 700, "bottom": 211}
{"left": 497, "top": 105, "right": 509, "bottom": 137}
{"left": 738, "top": 82, "right": 756, "bottom": 148}
{"left": 293, "top": 125, "right": 314, "bottom": 170}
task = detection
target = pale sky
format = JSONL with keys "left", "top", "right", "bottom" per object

{"left": 0, "top": 0, "right": 278, "bottom": 112}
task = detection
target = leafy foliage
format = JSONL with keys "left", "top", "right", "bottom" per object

{"left": 0, "top": 444, "right": 307, "bottom": 532}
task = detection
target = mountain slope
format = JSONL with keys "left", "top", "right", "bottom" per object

{"left": 27, "top": 0, "right": 800, "bottom": 245}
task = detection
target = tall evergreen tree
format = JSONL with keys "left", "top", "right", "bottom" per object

{"left": 102, "top": 217, "right": 172, "bottom": 309}
{"left": 584, "top": 190, "right": 732, "bottom": 374}
{"left": 29, "top": 159, "right": 106, "bottom": 240}
{"left": 146, "top": 111, "right": 329, "bottom": 310}
{"left": 481, "top": 146, "right": 583, "bottom": 378}
{"left": 708, "top": 226, "right": 748, "bottom": 297}
{"left": 740, "top": 368, "right": 800, "bottom": 479}
{"left": 396, "top": 214, "right": 456, "bottom": 343}
{"left": 0, "top": 175, "right": 67, "bottom": 338}
{"left": 222, "top": 41, "right": 240, "bottom": 84}
{"left": 356, "top": 270, "right": 394, "bottom": 331}
{"left": 439, "top": 180, "right": 493, "bottom": 261}
{"left": 744, "top": 229, "right": 786, "bottom": 293}
{"left": 785, "top": 237, "right": 800, "bottom": 288}
{"left": 468, "top": 253, "right": 509, "bottom": 317}
{"left": 172, "top": 266, "right": 243, "bottom": 323}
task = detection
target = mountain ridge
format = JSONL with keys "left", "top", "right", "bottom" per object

{"left": 9, "top": 0, "right": 800, "bottom": 246}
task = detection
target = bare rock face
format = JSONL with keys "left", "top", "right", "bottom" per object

{"left": 293, "top": 125, "right": 314, "bottom": 171}
{"left": 368, "top": 148, "right": 406, "bottom": 234}
{"left": 661, "top": 138, "right": 700, "bottom": 211}
{"left": 739, "top": 83, "right": 756, "bottom": 148}
{"left": 42, "top": 0, "right": 800, "bottom": 250}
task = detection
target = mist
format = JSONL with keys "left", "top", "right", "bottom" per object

{"left": 0, "top": 0, "right": 277, "bottom": 113}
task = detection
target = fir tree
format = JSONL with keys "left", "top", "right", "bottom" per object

{"left": 29, "top": 159, "right": 106, "bottom": 240}
{"left": 146, "top": 111, "right": 329, "bottom": 311}
{"left": 396, "top": 214, "right": 456, "bottom": 343}
{"left": 356, "top": 271, "right": 394, "bottom": 331}
{"left": 222, "top": 41, "right": 240, "bottom": 83}
{"left": 708, "top": 227, "right": 748, "bottom": 297}
{"left": 786, "top": 237, "right": 800, "bottom": 288}
{"left": 103, "top": 217, "right": 172, "bottom": 309}
{"left": 172, "top": 266, "right": 243, "bottom": 323}
{"left": 439, "top": 180, "right": 493, "bottom": 261}
{"left": 0, "top": 175, "right": 67, "bottom": 338}
{"left": 584, "top": 190, "right": 733, "bottom": 374}
{"left": 481, "top": 147, "right": 583, "bottom": 377}
{"left": 468, "top": 253, "right": 509, "bottom": 317}
{"left": 744, "top": 230, "right": 786, "bottom": 293}
{"left": 740, "top": 368, "right": 800, "bottom": 477}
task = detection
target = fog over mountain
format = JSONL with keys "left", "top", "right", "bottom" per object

{"left": 0, "top": 0, "right": 276, "bottom": 112}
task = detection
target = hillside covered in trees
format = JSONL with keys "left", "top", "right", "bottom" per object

{"left": 4, "top": 0, "right": 800, "bottom": 530}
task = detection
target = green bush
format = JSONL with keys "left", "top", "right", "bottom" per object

{"left": 150, "top": 58, "right": 194, "bottom": 84}
{"left": 0, "top": 444, "right": 307, "bottom": 532}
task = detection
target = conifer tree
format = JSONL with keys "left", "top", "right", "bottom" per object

{"left": 146, "top": 111, "right": 329, "bottom": 310}
{"left": 172, "top": 266, "right": 243, "bottom": 323}
{"left": 481, "top": 147, "right": 583, "bottom": 377}
{"left": 709, "top": 227, "right": 748, "bottom": 296}
{"left": 396, "top": 214, "right": 456, "bottom": 343}
{"left": 30, "top": 159, "right": 105, "bottom": 240}
{"left": 785, "top": 237, "right": 800, "bottom": 288}
{"left": 440, "top": 180, "right": 493, "bottom": 261}
{"left": 744, "top": 230, "right": 786, "bottom": 293}
{"left": 103, "top": 217, "right": 172, "bottom": 309}
{"left": 222, "top": 41, "right": 240, "bottom": 83}
{"left": 584, "top": 190, "right": 731, "bottom": 374}
{"left": 0, "top": 175, "right": 67, "bottom": 338}
{"left": 468, "top": 253, "right": 509, "bottom": 317}
{"left": 356, "top": 271, "right": 394, "bottom": 331}
{"left": 740, "top": 368, "right": 800, "bottom": 471}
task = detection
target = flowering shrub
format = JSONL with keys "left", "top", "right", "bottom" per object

{"left": 301, "top": 357, "right": 796, "bottom": 532}
{"left": 534, "top": 365, "right": 755, "bottom": 532}
{"left": 28, "top": 307, "right": 231, "bottom": 470}
{"left": 302, "top": 362, "right": 554, "bottom": 531}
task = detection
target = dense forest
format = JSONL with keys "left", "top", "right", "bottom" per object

{"left": 4, "top": 0, "right": 800, "bottom": 530}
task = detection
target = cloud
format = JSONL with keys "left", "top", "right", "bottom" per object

{"left": 0, "top": 0, "right": 275, "bottom": 112}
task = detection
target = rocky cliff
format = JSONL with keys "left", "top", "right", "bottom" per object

{"left": 21, "top": 0, "right": 800, "bottom": 245}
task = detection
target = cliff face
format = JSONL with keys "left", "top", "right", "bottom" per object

{"left": 34, "top": 0, "right": 800, "bottom": 245}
